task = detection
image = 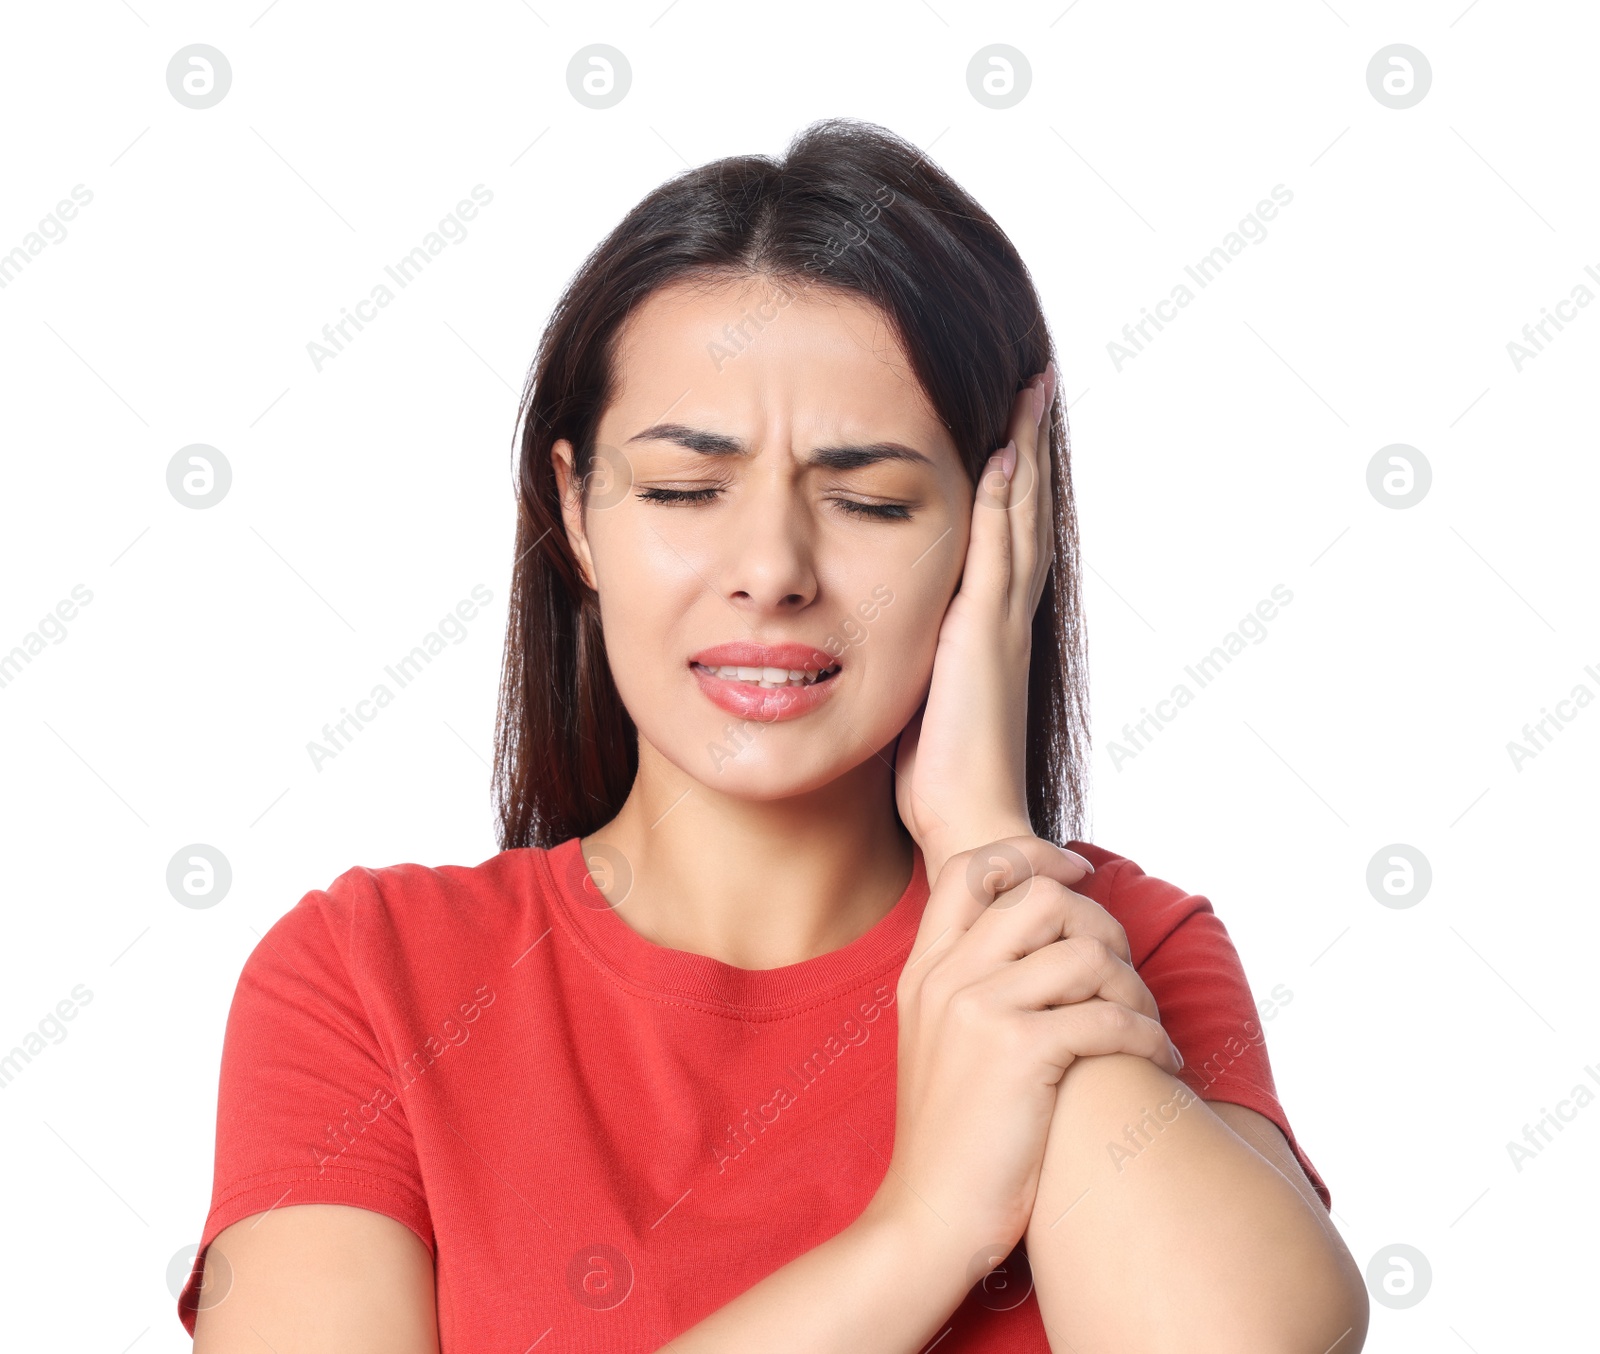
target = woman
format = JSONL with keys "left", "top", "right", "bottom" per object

{"left": 180, "top": 118, "right": 1368, "bottom": 1351}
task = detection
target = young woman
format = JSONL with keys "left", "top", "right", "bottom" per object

{"left": 180, "top": 119, "right": 1368, "bottom": 1352}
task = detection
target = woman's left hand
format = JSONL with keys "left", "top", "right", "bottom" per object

{"left": 894, "top": 362, "right": 1059, "bottom": 888}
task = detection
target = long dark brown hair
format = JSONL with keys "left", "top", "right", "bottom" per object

{"left": 492, "top": 117, "right": 1090, "bottom": 852}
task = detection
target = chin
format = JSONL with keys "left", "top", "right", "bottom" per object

{"left": 654, "top": 734, "right": 851, "bottom": 801}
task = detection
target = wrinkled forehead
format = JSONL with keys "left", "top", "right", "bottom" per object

{"left": 604, "top": 273, "right": 952, "bottom": 457}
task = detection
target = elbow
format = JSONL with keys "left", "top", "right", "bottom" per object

{"left": 1313, "top": 1263, "right": 1371, "bottom": 1354}
{"left": 1292, "top": 1206, "right": 1371, "bottom": 1352}
{"left": 1212, "top": 1249, "right": 1371, "bottom": 1354}
{"left": 1222, "top": 1159, "right": 1373, "bottom": 1351}
{"left": 1169, "top": 1208, "right": 1372, "bottom": 1354}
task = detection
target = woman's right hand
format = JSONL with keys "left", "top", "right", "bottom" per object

{"left": 866, "top": 834, "right": 1185, "bottom": 1277}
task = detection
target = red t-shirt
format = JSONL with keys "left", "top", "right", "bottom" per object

{"left": 178, "top": 837, "right": 1329, "bottom": 1349}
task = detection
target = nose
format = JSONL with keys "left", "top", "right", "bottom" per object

{"left": 714, "top": 467, "right": 820, "bottom": 614}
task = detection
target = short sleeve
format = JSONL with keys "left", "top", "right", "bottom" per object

{"left": 1101, "top": 853, "right": 1332, "bottom": 1211}
{"left": 176, "top": 870, "right": 434, "bottom": 1335}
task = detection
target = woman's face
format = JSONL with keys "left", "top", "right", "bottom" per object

{"left": 554, "top": 272, "right": 974, "bottom": 800}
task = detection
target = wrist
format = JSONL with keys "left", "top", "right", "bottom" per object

{"left": 854, "top": 1182, "right": 984, "bottom": 1316}
{"left": 919, "top": 814, "right": 1036, "bottom": 886}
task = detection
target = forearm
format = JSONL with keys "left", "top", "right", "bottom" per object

{"left": 1024, "top": 1053, "right": 1369, "bottom": 1353}
{"left": 652, "top": 1183, "right": 975, "bottom": 1354}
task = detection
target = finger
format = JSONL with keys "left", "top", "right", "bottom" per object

{"left": 1006, "top": 372, "right": 1047, "bottom": 617}
{"left": 906, "top": 835, "right": 1093, "bottom": 972}
{"left": 961, "top": 374, "right": 1040, "bottom": 606}
{"left": 985, "top": 935, "right": 1159, "bottom": 1021}
{"left": 1034, "top": 997, "right": 1184, "bottom": 1078}
{"left": 980, "top": 376, "right": 1039, "bottom": 620}
{"left": 958, "top": 437, "right": 1016, "bottom": 608}
{"left": 963, "top": 874, "right": 1132, "bottom": 967}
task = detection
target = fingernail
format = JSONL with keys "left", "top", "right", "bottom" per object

{"left": 1171, "top": 1041, "right": 1184, "bottom": 1069}
{"left": 998, "top": 438, "right": 1017, "bottom": 481}
{"left": 1063, "top": 848, "right": 1095, "bottom": 874}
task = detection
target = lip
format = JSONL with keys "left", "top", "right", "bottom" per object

{"left": 687, "top": 641, "right": 843, "bottom": 723}
{"left": 688, "top": 642, "right": 839, "bottom": 671}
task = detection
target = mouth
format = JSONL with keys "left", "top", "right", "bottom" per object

{"left": 689, "top": 661, "right": 841, "bottom": 690}
{"left": 686, "top": 643, "right": 845, "bottom": 722}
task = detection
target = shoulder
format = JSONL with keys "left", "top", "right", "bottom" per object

{"left": 246, "top": 845, "right": 563, "bottom": 988}
{"left": 294, "top": 845, "right": 555, "bottom": 924}
{"left": 1061, "top": 841, "right": 1217, "bottom": 967}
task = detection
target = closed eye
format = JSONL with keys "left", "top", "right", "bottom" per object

{"left": 634, "top": 487, "right": 721, "bottom": 506}
{"left": 835, "top": 498, "right": 913, "bottom": 521}
{"left": 633, "top": 487, "right": 912, "bottom": 521}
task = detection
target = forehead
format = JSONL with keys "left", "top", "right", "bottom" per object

{"left": 607, "top": 273, "right": 944, "bottom": 437}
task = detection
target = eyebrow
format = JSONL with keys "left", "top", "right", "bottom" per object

{"left": 624, "top": 422, "right": 933, "bottom": 470}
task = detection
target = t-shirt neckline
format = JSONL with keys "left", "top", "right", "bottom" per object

{"left": 539, "top": 836, "right": 928, "bottom": 1020}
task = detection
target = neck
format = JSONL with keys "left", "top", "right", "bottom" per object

{"left": 580, "top": 738, "right": 916, "bottom": 970}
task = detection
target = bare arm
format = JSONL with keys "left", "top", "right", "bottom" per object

{"left": 188, "top": 1191, "right": 982, "bottom": 1354}
{"left": 647, "top": 1180, "right": 980, "bottom": 1353}
{"left": 1024, "top": 1053, "right": 1370, "bottom": 1353}
{"left": 192, "top": 1204, "right": 440, "bottom": 1353}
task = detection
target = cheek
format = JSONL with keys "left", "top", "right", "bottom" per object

{"left": 831, "top": 573, "right": 951, "bottom": 703}
{"left": 816, "top": 508, "right": 964, "bottom": 672}
{"left": 587, "top": 513, "right": 694, "bottom": 670}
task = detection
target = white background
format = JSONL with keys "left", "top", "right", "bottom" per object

{"left": 1, "top": 1, "right": 1594, "bottom": 1349}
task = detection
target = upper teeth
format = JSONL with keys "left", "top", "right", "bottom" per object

{"left": 696, "top": 663, "right": 838, "bottom": 688}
